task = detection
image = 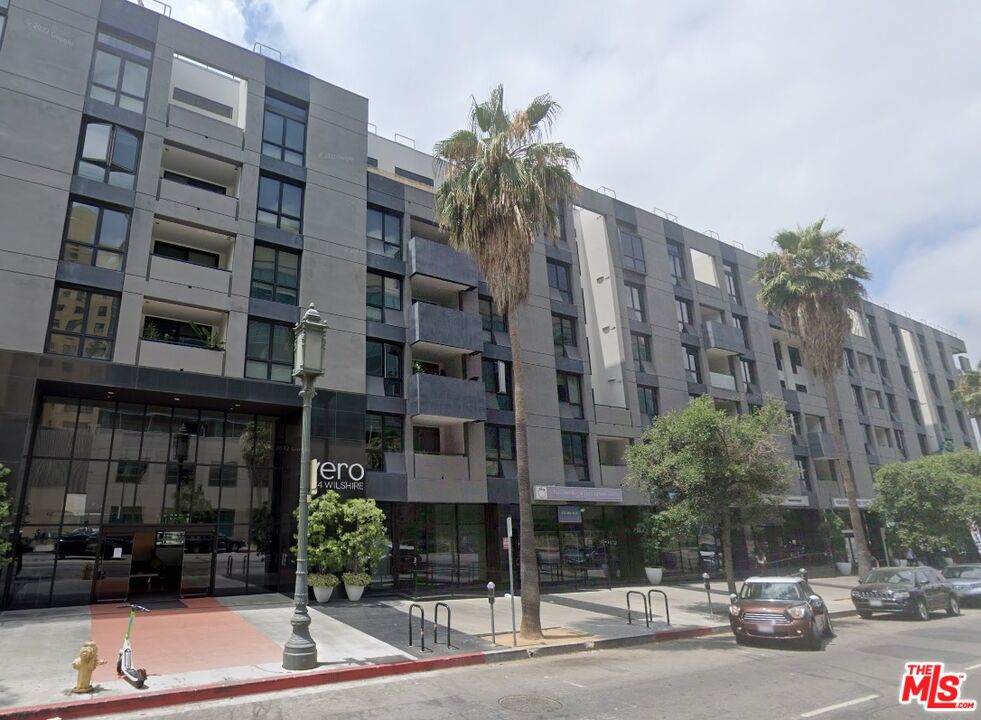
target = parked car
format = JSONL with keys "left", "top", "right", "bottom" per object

{"left": 729, "top": 575, "right": 834, "bottom": 650}
{"left": 55, "top": 527, "right": 99, "bottom": 558}
{"left": 941, "top": 564, "right": 981, "bottom": 606}
{"left": 217, "top": 535, "right": 246, "bottom": 553}
{"left": 851, "top": 567, "right": 960, "bottom": 620}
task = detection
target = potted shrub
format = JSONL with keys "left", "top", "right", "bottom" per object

{"left": 339, "top": 498, "right": 388, "bottom": 601}
{"left": 820, "top": 511, "right": 853, "bottom": 575}
{"left": 309, "top": 572, "right": 339, "bottom": 603}
{"left": 636, "top": 511, "right": 674, "bottom": 585}
{"left": 341, "top": 572, "right": 372, "bottom": 601}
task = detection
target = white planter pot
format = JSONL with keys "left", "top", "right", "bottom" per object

{"left": 312, "top": 586, "right": 333, "bottom": 603}
{"left": 644, "top": 567, "right": 664, "bottom": 585}
{"left": 345, "top": 583, "right": 366, "bottom": 602}
{"left": 835, "top": 561, "right": 853, "bottom": 575}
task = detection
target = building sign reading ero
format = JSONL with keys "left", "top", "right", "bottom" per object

{"left": 311, "top": 459, "right": 366, "bottom": 498}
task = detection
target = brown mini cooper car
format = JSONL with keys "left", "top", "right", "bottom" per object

{"left": 729, "top": 576, "right": 834, "bottom": 650}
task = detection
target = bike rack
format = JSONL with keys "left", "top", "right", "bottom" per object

{"left": 626, "top": 591, "right": 650, "bottom": 628}
{"left": 408, "top": 603, "right": 428, "bottom": 652}
{"left": 647, "top": 589, "right": 670, "bottom": 626}
{"left": 433, "top": 602, "right": 452, "bottom": 648}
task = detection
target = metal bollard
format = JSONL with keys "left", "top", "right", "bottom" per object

{"left": 487, "top": 581, "right": 496, "bottom": 645}
{"left": 702, "top": 572, "right": 714, "bottom": 616}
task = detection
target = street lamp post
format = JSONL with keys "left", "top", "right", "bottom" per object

{"left": 283, "top": 304, "right": 327, "bottom": 671}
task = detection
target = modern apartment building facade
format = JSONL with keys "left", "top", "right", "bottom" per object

{"left": 0, "top": 0, "right": 975, "bottom": 610}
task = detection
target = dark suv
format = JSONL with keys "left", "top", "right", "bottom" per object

{"left": 851, "top": 567, "right": 959, "bottom": 620}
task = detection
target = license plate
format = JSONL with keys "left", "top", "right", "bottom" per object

{"left": 756, "top": 625, "right": 774, "bottom": 634}
{"left": 870, "top": 599, "right": 883, "bottom": 608}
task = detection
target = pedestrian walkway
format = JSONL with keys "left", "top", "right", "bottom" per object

{"left": 0, "top": 574, "right": 860, "bottom": 716}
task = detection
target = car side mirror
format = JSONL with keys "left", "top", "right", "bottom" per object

{"left": 809, "top": 594, "right": 823, "bottom": 607}
{"left": 729, "top": 593, "right": 738, "bottom": 603}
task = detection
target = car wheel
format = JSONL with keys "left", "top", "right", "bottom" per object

{"left": 734, "top": 634, "right": 748, "bottom": 646}
{"left": 915, "top": 598, "right": 930, "bottom": 621}
{"left": 807, "top": 620, "right": 823, "bottom": 650}
{"left": 822, "top": 611, "right": 835, "bottom": 638}
{"left": 946, "top": 595, "right": 960, "bottom": 617}
{"left": 857, "top": 610, "right": 872, "bottom": 619}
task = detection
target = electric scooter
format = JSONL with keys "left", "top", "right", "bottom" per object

{"left": 116, "top": 603, "right": 150, "bottom": 688}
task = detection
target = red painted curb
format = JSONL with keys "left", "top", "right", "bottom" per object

{"left": 0, "top": 652, "right": 487, "bottom": 720}
{"left": 654, "top": 627, "right": 715, "bottom": 642}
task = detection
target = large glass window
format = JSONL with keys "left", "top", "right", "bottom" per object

{"left": 46, "top": 286, "right": 119, "bottom": 360}
{"left": 547, "top": 260, "right": 573, "bottom": 303}
{"left": 619, "top": 229, "right": 646, "bottom": 273}
{"left": 561, "top": 432, "right": 589, "bottom": 481}
{"left": 480, "top": 297, "right": 508, "bottom": 345}
{"left": 76, "top": 121, "right": 140, "bottom": 189}
{"left": 485, "top": 424, "right": 514, "bottom": 477}
{"left": 556, "top": 372, "right": 584, "bottom": 418}
{"left": 256, "top": 175, "right": 303, "bottom": 232}
{"left": 245, "top": 318, "right": 293, "bottom": 382}
{"left": 631, "top": 333, "right": 651, "bottom": 370}
{"left": 367, "top": 206, "right": 402, "bottom": 259}
{"left": 61, "top": 200, "right": 129, "bottom": 270}
{"left": 365, "top": 413, "right": 402, "bottom": 470}
{"left": 682, "top": 345, "right": 702, "bottom": 384}
{"left": 367, "top": 340, "right": 403, "bottom": 396}
{"left": 261, "top": 95, "right": 306, "bottom": 166}
{"left": 0, "top": 2, "right": 7, "bottom": 51}
{"left": 88, "top": 30, "right": 151, "bottom": 114}
{"left": 367, "top": 272, "right": 402, "bottom": 323}
{"left": 638, "top": 386, "right": 658, "bottom": 418}
{"left": 152, "top": 240, "right": 219, "bottom": 269}
{"left": 667, "top": 241, "right": 686, "bottom": 284}
{"left": 250, "top": 245, "right": 299, "bottom": 305}
{"left": 675, "top": 298, "right": 693, "bottom": 333}
{"left": 552, "top": 314, "right": 576, "bottom": 356}
{"left": 483, "top": 359, "right": 513, "bottom": 411}
{"left": 625, "top": 283, "right": 646, "bottom": 322}
{"left": 723, "top": 261, "right": 741, "bottom": 304}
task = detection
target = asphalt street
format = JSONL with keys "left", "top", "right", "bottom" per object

{"left": 100, "top": 609, "right": 981, "bottom": 720}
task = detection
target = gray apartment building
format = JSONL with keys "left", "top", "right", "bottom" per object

{"left": 0, "top": 0, "right": 975, "bottom": 610}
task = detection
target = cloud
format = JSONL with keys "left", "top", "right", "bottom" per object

{"left": 169, "top": 0, "right": 981, "bottom": 357}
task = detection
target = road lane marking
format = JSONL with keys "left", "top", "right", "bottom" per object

{"left": 800, "top": 694, "right": 879, "bottom": 718}
{"left": 965, "top": 662, "right": 981, "bottom": 671}
{"left": 563, "top": 680, "right": 586, "bottom": 688}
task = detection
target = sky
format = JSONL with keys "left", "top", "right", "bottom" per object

{"left": 172, "top": 0, "right": 981, "bottom": 361}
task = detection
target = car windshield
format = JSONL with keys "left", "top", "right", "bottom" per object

{"left": 739, "top": 582, "right": 802, "bottom": 600}
{"left": 942, "top": 566, "right": 981, "bottom": 579}
{"left": 863, "top": 569, "right": 915, "bottom": 584}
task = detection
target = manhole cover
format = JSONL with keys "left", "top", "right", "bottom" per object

{"left": 498, "top": 695, "right": 563, "bottom": 713}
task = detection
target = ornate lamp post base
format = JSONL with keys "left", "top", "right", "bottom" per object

{"left": 283, "top": 609, "right": 318, "bottom": 670}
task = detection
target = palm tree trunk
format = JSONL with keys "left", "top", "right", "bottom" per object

{"left": 824, "top": 378, "right": 874, "bottom": 577}
{"left": 722, "top": 508, "right": 736, "bottom": 595}
{"left": 509, "top": 315, "right": 543, "bottom": 640}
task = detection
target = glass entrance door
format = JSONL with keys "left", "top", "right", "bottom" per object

{"left": 95, "top": 533, "right": 134, "bottom": 602}
{"left": 181, "top": 532, "right": 215, "bottom": 597}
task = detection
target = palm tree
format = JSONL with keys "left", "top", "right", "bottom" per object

{"left": 434, "top": 85, "right": 579, "bottom": 640}
{"left": 755, "top": 219, "right": 875, "bottom": 578}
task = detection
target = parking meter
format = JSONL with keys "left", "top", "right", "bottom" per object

{"left": 487, "top": 581, "right": 495, "bottom": 605}
{"left": 702, "top": 572, "right": 714, "bottom": 616}
{"left": 487, "top": 581, "right": 497, "bottom": 644}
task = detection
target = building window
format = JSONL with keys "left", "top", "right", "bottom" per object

{"left": 46, "top": 286, "right": 119, "bottom": 360}
{"left": 0, "top": 1, "right": 7, "bottom": 50}
{"left": 367, "top": 340, "right": 403, "bottom": 396}
{"left": 877, "top": 358, "right": 890, "bottom": 381}
{"left": 852, "top": 385, "right": 865, "bottom": 414}
{"left": 250, "top": 245, "right": 299, "bottom": 305}
{"left": 561, "top": 432, "right": 589, "bottom": 481}
{"left": 367, "top": 206, "right": 402, "bottom": 259}
{"left": 245, "top": 318, "right": 294, "bottom": 382}
{"left": 928, "top": 374, "right": 941, "bottom": 399}
{"left": 936, "top": 341, "right": 951, "bottom": 373}
{"left": 638, "top": 386, "right": 658, "bottom": 418}
{"left": 547, "top": 260, "right": 573, "bottom": 304}
{"left": 485, "top": 424, "right": 515, "bottom": 477}
{"left": 667, "top": 241, "right": 686, "bottom": 284}
{"left": 262, "top": 95, "right": 306, "bottom": 166}
{"left": 257, "top": 175, "right": 303, "bottom": 232}
{"left": 788, "top": 346, "right": 803, "bottom": 374}
{"left": 796, "top": 458, "right": 812, "bottom": 492}
{"left": 675, "top": 298, "right": 693, "bottom": 333}
{"left": 413, "top": 426, "right": 441, "bottom": 454}
{"left": 868, "top": 389, "right": 884, "bottom": 410}
{"left": 894, "top": 429, "right": 907, "bottom": 458}
{"left": 483, "top": 358, "right": 513, "bottom": 410}
{"left": 625, "top": 283, "right": 646, "bottom": 322}
{"left": 682, "top": 345, "right": 702, "bottom": 384}
{"left": 152, "top": 240, "right": 220, "bottom": 268}
{"left": 76, "top": 121, "right": 140, "bottom": 189}
{"left": 556, "top": 372, "right": 584, "bottom": 418}
{"left": 142, "top": 316, "right": 215, "bottom": 348}
{"left": 732, "top": 315, "right": 750, "bottom": 347}
{"left": 552, "top": 314, "right": 576, "bottom": 356}
{"left": 87, "top": 30, "right": 151, "bottom": 114}
{"left": 866, "top": 315, "right": 882, "bottom": 350}
{"left": 480, "top": 297, "right": 508, "bottom": 344}
{"left": 901, "top": 365, "right": 915, "bottom": 391}
{"left": 740, "top": 359, "right": 756, "bottom": 391}
{"left": 61, "top": 200, "right": 129, "bottom": 270}
{"left": 631, "top": 333, "right": 651, "bottom": 371}
{"left": 365, "top": 413, "right": 402, "bottom": 470}
{"left": 367, "top": 272, "right": 402, "bottom": 323}
{"left": 619, "top": 229, "right": 646, "bottom": 273}
{"left": 722, "top": 261, "right": 741, "bottom": 304}
{"left": 909, "top": 398, "right": 922, "bottom": 424}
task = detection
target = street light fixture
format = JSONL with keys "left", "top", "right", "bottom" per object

{"left": 283, "top": 303, "right": 327, "bottom": 671}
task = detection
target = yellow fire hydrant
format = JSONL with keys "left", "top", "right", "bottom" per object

{"left": 72, "top": 641, "right": 106, "bottom": 694}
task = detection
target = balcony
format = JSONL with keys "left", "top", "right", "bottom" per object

{"left": 408, "top": 236, "right": 478, "bottom": 288}
{"left": 149, "top": 218, "right": 233, "bottom": 293}
{"left": 408, "top": 373, "right": 485, "bottom": 422}
{"left": 158, "top": 144, "right": 240, "bottom": 220}
{"left": 807, "top": 431, "right": 839, "bottom": 459}
{"left": 138, "top": 339, "right": 224, "bottom": 375}
{"left": 709, "top": 371, "right": 738, "bottom": 392}
{"left": 703, "top": 320, "right": 746, "bottom": 356}
{"left": 600, "top": 464, "right": 627, "bottom": 487}
{"left": 409, "top": 302, "right": 482, "bottom": 354}
{"left": 413, "top": 452, "right": 471, "bottom": 483}
{"left": 169, "top": 54, "right": 247, "bottom": 129}
{"left": 149, "top": 255, "right": 230, "bottom": 294}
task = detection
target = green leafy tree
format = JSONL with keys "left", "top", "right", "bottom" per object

{"left": 340, "top": 498, "right": 388, "bottom": 574}
{"left": 635, "top": 511, "right": 683, "bottom": 568}
{"left": 952, "top": 361, "right": 981, "bottom": 418}
{"left": 434, "top": 85, "right": 579, "bottom": 639}
{"left": 626, "top": 396, "right": 792, "bottom": 593}
{"left": 873, "top": 451, "right": 981, "bottom": 556}
{"left": 755, "top": 219, "right": 875, "bottom": 577}
{"left": 0, "top": 464, "right": 11, "bottom": 564}
{"left": 306, "top": 490, "right": 346, "bottom": 573}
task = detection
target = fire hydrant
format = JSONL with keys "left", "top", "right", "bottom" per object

{"left": 72, "top": 641, "right": 106, "bottom": 694}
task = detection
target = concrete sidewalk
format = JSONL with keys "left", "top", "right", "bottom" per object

{"left": 0, "top": 575, "right": 859, "bottom": 717}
